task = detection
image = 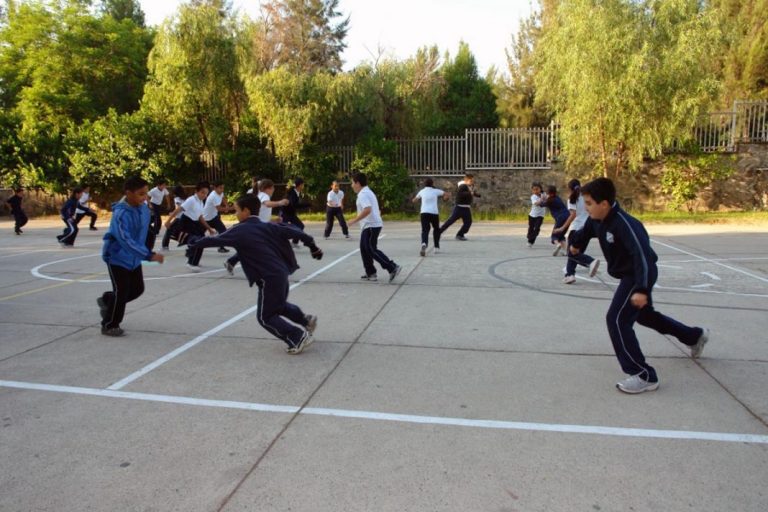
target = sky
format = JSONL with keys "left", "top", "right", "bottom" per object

{"left": 139, "top": 0, "right": 534, "bottom": 75}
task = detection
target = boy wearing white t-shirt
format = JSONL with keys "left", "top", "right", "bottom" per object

{"left": 527, "top": 182, "right": 546, "bottom": 247}
{"left": 75, "top": 185, "right": 98, "bottom": 231}
{"left": 553, "top": 179, "right": 600, "bottom": 284}
{"left": 348, "top": 173, "right": 401, "bottom": 283}
{"left": 147, "top": 180, "right": 171, "bottom": 236}
{"left": 412, "top": 178, "right": 448, "bottom": 256}
{"left": 324, "top": 180, "right": 350, "bottom": 239}
{"left": 202, "top": 181, "right": 234, "bottom": 254}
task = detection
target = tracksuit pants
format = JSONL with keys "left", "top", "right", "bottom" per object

{"left": 282, "top": 214, "right": 304, "bottom": 244}
{"left": 102, "top": 264, "right": 145, "bottom": 329}
{"left": 13, "top": 212, "right": 28, "bottom": 233}
{"left": 324, "top": 207, "right": 349, "bottom": 237}
{"left": 565, "top": 232, "right": 595, "bottom": 276}
{"left": 439, "top": 206, "right": 472, "bottom": 237}
{"left": 75, "top": 208, "right": 97, "bottom": 229}
{"left": 527, "top": 215, "right": 544, "bottom": 244}
{"left": 607, "top": 269, "right": 703, "bottom": 383}
{"left": 149, "top": 203, "right": 163, "bottom": 235}
{"left": 57, "top": 217, "right": 78, "bottom": 245}
{"left": 256, "top": 274, "right": 308, "bottom": 347}
{"left": 420, "top": 213, "right": 440, "bottom": 248}
{"left": 360, "top": 227, "right": 396, "bottom": 276}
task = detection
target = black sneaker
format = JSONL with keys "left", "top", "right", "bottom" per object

{"left": 89, "top": 226, "right": 98, "bottom": 231}
{"left": 361, "top": 274, "right": 377, "bottom": 281}
{"left": 101, "top": 326, "right": 125, "bottom": 337}
{"left": 97, "top": 297, "right": 108, "bottom": 320}
{"left": 217, "top": 247, "right": 230, "bottom": 253}
{"left": 389, "top": 265, "right": 402, "bottom": 283}
{"left": 305, "top": 315, "right": 318, "bottom": 334}
{"left": 15, "top": 230, "right": 21, "bottom": 235}
{"left": 223, "top": 261, "right": 234, "bottom": 276}
{"left": 455, "top": 235, "right": 467, "bottom": 241}
{"left": 420, "top": 243, "right": 426, "bottom": 257}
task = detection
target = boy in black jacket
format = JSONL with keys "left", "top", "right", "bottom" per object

{"left": 570, "top": 178, "right": 709, "bottom": 394}
{"left": 189, "top": 194, "right": 323, "bottom": 354}
{"left": 281, "top": 177, "right": 310, "bottom": 245}
{"left": 6, "top": 188, "right": 28, "bottom": 235}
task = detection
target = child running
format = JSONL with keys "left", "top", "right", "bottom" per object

{"left": 526, "top": 182, "right": 545, "bottom": 247}
{"left": 542, "top": 185, "right": 569, "bottom": 256}
{"left": 224, "top": 179, "right": 288, "bottom": 275}
{"left": 412, "top": 178, "right": 447, "bottom": 256}
{"left": 348, "top": 172, "right": 402, "bottom": 282}
{"left": 6, "top": 188, "right": 28, "bottom": 235}
{"left": 553, "top": 179, "right": 600, "bottom": 284}
{"left": 147, "top": 179, "right": 171, "bottom": 237}
{"left": 324, "top": 180, "right": 350, "bottom": 239}
{"left": 57, "top": 187, "right": 83, "bottom": 247}
{"left": 163, "top": 182, "right": 216, "bottom": 271}
{"left": 282, "top": 177, "right": 310, "bottom": 245}
{"left": 98, "top": 176, "right": 164, "bottom": 337}
{"left": 74, "top": 185, "right": 98, "bottom": 231}
{"left": 188, "top": 194, "right": 323, "bottom": 354}
{"left": 439, "top": 183, "right": 473, "bottom": 241}
{"left": 569, "top": 177, "right": 710, "bottom": 394}
{"left": 161, "top": 185, "right": 186, "bottom": 251}
{"left": 202, "top": 181, "right": 234, "bottom": 254}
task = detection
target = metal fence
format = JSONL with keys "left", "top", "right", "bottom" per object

{"left": 465, "top": 127, "right": 555, "bottom": 170}
{"left": 396, "top": 136, "right": 465, "bottom": 176}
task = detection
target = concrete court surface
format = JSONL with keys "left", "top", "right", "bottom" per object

{"left": 0, "top": 217, "right": 767, "bottom": 512}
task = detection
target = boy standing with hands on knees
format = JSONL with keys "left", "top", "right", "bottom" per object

{"left": 569, "top": 178, "right": 710, "bottom": 394}
{"left": 189, "top": 194, "right": 323, "bottom": 354}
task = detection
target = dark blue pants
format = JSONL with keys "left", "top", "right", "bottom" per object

{"left": 324, "top": 207, "right": 349, "bottom": 237}
{"left": 420, "top": 213, "right": 440, "bottom": 248}
{"left": 13, "top": 211, "right": 28, "bottom": 232}
{"left": 360, "top": 227, "right": 396, "bottom": 276}
{"left": 607, "top": 271, "right": 702, "bottom": 382}
{"left": 256, "top": 274, "right": 307, "bottom": 346}
{"left": 102, "top": 264, "right": 144, "bottom": 329}
{"left": 150, "top": 203, "right": 162, "bottom": 235}
{"left": 565, "top": 231, "right": 594, "bottom": 276}
{"left": 550, "top": 214, "right": 568, "bottom": 243}
{"left": 439, "top": 206, "right": 472, "bottom": 237}
{"left": 75, "top": 208, "right": 97, "bottom": 228}
{"left": 527, "top": 215, "right": 543, "bottom": 244}
{"left": 57, "top": 217, "right": 78, "bottom": 245}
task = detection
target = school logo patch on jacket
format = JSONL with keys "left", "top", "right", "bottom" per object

{"left": 606, "top": 231, "right": 615, "bottom": 244}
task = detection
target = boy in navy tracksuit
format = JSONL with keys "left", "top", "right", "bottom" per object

{"left": 57, "top": 188, "right": 83, "bottom": 247}
{"left": 569, "top": 178, "right": 710, "bottom": 394}
{"left": 6, "top": 188, "right": 28, "bottom": 235}
{"left": 99, "top": 177, "right": 164, "bottom": 337}
{"left": 189, "top": 194, "right": 323, "bottom": 354}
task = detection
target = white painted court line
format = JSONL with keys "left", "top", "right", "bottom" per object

{"left": 700, "top": 271, "right": 721, "bottom": 281}
{"left": 652, "top": 239, "right": 768, "bottom": 284}
{"left": 2, "top": 379, "right": 767, "bottom": 445}
{"left": 107, "top": 246, "right": 362, "bottom": 391}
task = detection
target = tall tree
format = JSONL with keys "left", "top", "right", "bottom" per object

{"left": 141, "top": 0, "right": 247, "bottom": 155}
{"left": 99, "top": 0, "right": 145, "bottom": 27}
{"left": 535, "top": 0, "right": 722, "bottom": 177}
{"left": 253, "top": 0, "right": 349, "bottom": 73}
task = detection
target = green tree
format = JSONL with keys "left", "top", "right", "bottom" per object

{"left": 351, "top": 131, "right": 413, "bottom": 211}
{"left": 535, "top": 0, "right": 722, "bottom": 177}
{"left": 99, "top": 0, "right": 145, "bottom": 27}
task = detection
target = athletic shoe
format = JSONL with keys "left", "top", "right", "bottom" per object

{"left": 527, "top": 242, "right": 533, "bottom": 248}
{"left": 562, "top": 275, "right": 576, "bottom": 284}
{"left": 305, "top": 315, "right": 318, "bottom": 334}
{"left": 324, "top": 236, "right": 330, "bottom": 240}
{"left": 96, "top": 297, "right": 108, "bottom": 320}
{"left": 62, "top": 244, "right": 74, "bottom": 248}
{"left": 616, "top": 374, "right": 659, "bottom": 394}
{"left": 420, "top": 243, "right": 426, "bottom": 257}
{"left": 101, "top": 326, "right": 125, "bottom": 337}
{"left": 345, "top": 235, "right": 351, "bottom": 239}
{"left": 552, "top": 244, "right": 562, "bottom": 256}
{"left": 589, "top": 259, "right": 601, "bottom": 277}
{"left": 89, "top": 227, "right": 98, "bottom": 231}
{"left": 361, "top": 274, "right": 377, "bottom": 281}
{"left": 286, "top": 331, "right": 314, "bottom": 355}
{"left": 690, "top": 328, "right": 710, "bottom": 359}
{"left": 455, "top": 235, "right": 468, "bottom": 241}
{"left": 389, "top": 265, "right": 402, "bottom": 283}
{"left": 217, "top": 247, "right": 230, "bottom": 253}
{"left": 161, "top": 246, "right": 170, "bottom": 251}
{"left": 223, "top": 261, "right": 234, "bottom": 276}
{"left": 185, "top": 263, "right": 202, "bottom": 272}
{"left": 434, "top": 247, "right": 440, "bottom": 254}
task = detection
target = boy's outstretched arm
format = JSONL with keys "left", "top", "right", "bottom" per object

{"left": 275, "top": 223, "right": 323, "bottom": 259}
{"left": 188, "top": 225, "right": 241, "bottom": 251}
{"left": 568, "top": 219, "right": 595, "bottom": 254}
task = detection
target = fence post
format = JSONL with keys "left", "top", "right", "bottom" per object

{"left": 730, "top": 100, "right": 738, "bottom": 149}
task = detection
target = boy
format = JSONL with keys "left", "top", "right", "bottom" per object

{"left": 164, "top": 182, "right": 216, "bottom": 271}
{"left": 412, "top": 178, "right": 448, "bottom": 256}
{"left": 348, "top": 172, "right": 402, "bottom": 283}
{"left": 324, "top": 180, "right": 350, "bottom": 239}
{"left": 202, "top": 181, "right": 234, "bottom": 254}
{"left": 569, "top": 178, "right": 710, "bottom": 394}
{"left": 440, "top": 173, "right": 481, "bottom": 241}
{"left": 527, "top": 182, "right": 545, "bottom": 247}
{"left": 6, "top": 188, "right": 28, "bottom": 235}
{"left": 147, "top": 179, "right": 171, "bottom": 236}
{"left": 75, "top": 185, "right": 98, "bottom": 231}
{"left": 189, "top": 194, "right": 323, "bottom": 354}
{"left": 98, "top": 176, "right": 164, "bottom": 337}
{"left": 282, "top": 177, "right": 310, "bottom": 245}
{"left": 224, "top": 179, "right": 288, "bottom": 275}
{"left": 57, "top": 187, "right": 83, "bottom": 247}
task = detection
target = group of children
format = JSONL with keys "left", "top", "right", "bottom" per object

{"left": 7, "top": 172, "right": 710, "bottom": 394}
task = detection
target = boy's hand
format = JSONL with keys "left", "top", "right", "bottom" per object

{"left": 630, "top": 292, "right": 648, "bottom": 309}
{"left": 207, "top": 228, "right": 216, "bottom": 235}
{"left": 150, "top": 253, "right": 164, "bottom": 264}
{"left": 310, "top": 246, "right": 323, "bottom": 260}
{"left": 569, "top": 245, "right": 580, "bottom": 255}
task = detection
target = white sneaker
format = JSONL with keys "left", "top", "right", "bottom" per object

{"left": 616, "top": 374, "right": 659, "bottom": 394}
{"left": 690, "top": 328, "right": 709, "bottom": 359}
{"left": 589, "top": 259, "right": 601, "bottom": 277}
{"left": 527, "top": 242, "right": 533, "bottom": 248}
{"left": 186, "top": 263, "right": 202, "bottom": 273}
{"left": 434, "top": 247, "right": 440, "bottom": 254}
{"left": 562, "top": 275, "right": 576, "bottom": 284}
{"left": 286, "top": 331, "right": 314, "bottom": 355}
{"left": 420, "top": 243, "right": 426, "bottom": 257}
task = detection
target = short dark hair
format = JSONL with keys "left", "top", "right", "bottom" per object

{"left": 293, "top": 177, "right": 304, "bottom": 187}
{"left": 259, "top": 179, "right": 274, "bottom": 191}
{"left": 195, "top": 181, "right": 209, "bottom": 192}
{"left": 352, "top": 172, "right": 367, "bottom": 187}
{"left": 236, "top": 194, "right": 261, "bottom": 215}
{"left": 464, "top": 173, "right": 474, "bottom": 179}
{"left": 172, "top": 184, "right": 186, "bottom": 199}
{"left": 71, "top": 187, "right": 83, "bottom": 198}
{"left": 212, "top": 181, "right": 224, "bottom": 188}
{"left": 546, "top": 185, "right": 557, "bottom": 195}
{"left": 531, "top": 182, "right": 542, "bottom": 189}
{"left": 13, "top": 187, "right": 24, "bottom": 193}
{"left": 581, "top": 177, "right": 616, "bottom": 204}
{"left": 157, "top": 178, "right": 167, "bottom": 186}
{"left": 424, "top": 178, "right": 434, "bottom": 187}
{"left": 124, "top": 176, "right": 149, "bottom": 192}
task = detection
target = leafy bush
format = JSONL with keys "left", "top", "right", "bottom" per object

{"left": 351, "top": 133, "right": 413, "bottom": 211}
{"left": 660, "top": 152, "right": 736, "bottom": 212}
